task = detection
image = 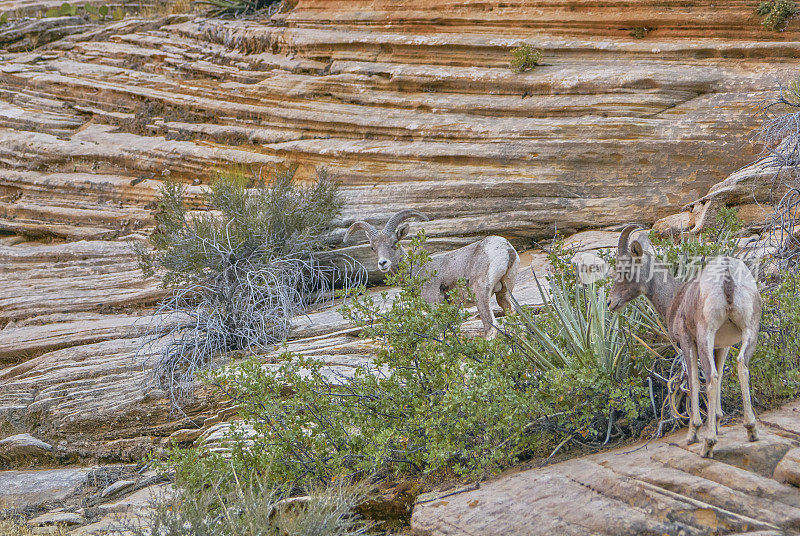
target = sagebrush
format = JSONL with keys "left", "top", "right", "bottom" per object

{"left": 122, "top": 467, "right": 370, "bottom": 536}
{"left": 137, "top": 167, "right": 363, "bottom": 402}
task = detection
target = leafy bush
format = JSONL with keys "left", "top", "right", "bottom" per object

{"left": 137, "top": 166, "right": 363, "bottom": 401}
{"left": 724, "top": 269, "right": 800, "bottom": 407}
{"left": 503, "top": 237, "right": 666, "bottom": 445}
{"left": 123, "top": 467, "right": 370, "bottom": 536}
{"left": 196, "top": 234, "right": 543, "bottom": 484}
{"left": 509, "top": 43, "right": 543, "bottom": 73}
{"left": 756, "top": 0, "right": 798, "bottom": 31}
{"left": 155, "top": 212, "right": 800, "bottom": 517}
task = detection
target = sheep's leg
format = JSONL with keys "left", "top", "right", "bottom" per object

{"left": 496, "top": 257, "right": 518, "bottom": 315}
{"left": 714, "top": 347, "right": 729, "bottom": 428}
{"left": 698, "top": 330, "right": 719, "bottom": 458}
{"left": 685, "top": 340, "right": 702, "bottom": 446}
{"left": 475, "top": 290, "right": 497, "bottom": 339}
{"left": 496, "top": 285, "right": 513, "bottom": 315}
{"left": 738, "top": 328, "right": 759, "bottom": 442}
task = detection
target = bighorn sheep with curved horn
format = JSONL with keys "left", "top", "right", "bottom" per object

{"left": 345, "top": 209, "right": 519, "bottom": 338}
{"left": 608, "top": 224, "right": 762, "bottom": 458}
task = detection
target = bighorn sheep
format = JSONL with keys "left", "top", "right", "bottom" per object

{"left": 608, "top": 225, "right": 762, "bottom": 458}
{"left": 345, "top": 209, "right": 520, "bottom": 338}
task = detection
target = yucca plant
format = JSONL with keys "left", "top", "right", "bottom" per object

{"left": 511, "top": 275, "right": 635, "bottom": 381}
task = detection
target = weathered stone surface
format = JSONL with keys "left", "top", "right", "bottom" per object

{"left": 412, "top": 405, "right": 800, "bottom": 536}
{"left": 99, "top": 479, "right": 135, "bottom": 499}
{"left": 0, "top": 2, "right": 796, "bottom": 244}
{"left": 29, "top": 511, "right": 85, "bottom": 526}
{"left": 653, "top": 211, "right": 694, "bottom": 237}
{"left": 0, "top": 433, "right": 53, "bottom": 467}
{"left": 0, "top": 467, "right": 89, "bottom": 510}
{"left": 774, "top": 448, "right": 800, "bottom": 488}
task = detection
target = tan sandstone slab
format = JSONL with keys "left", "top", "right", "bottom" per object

{"left": 412, "top": 407, "right": 800, "bottom": 536}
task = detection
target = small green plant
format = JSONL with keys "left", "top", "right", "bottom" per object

{"left": 756, "top": 0, "right": 798, "bottom": 31}
{"left": 0, "top": 13, "right": 8, "bottom": 24}
{"left": 629, "top": 26, "right": 649, "bottom": 39}
{"left": 83, "top": 4, "right": 109, "bottom": 20}
{"left": 44, "top": 2, "right": 77, "bottom": 17}
{"left": 509, "top": 43, "right": 543, "bottom": 73}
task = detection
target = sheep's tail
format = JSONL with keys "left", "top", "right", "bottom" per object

{"left": 723, "top": 269, "right": 735, "bottom": 306}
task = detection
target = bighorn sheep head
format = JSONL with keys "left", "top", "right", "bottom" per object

{"left": 344, "top": 209, "right": 429, "bottom": 273}
{"left": 608, "top": 224, "right": 655, "bottom": 312}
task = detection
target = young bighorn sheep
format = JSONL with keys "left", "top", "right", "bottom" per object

{"left": 608, "top": 225, "right": 762, "bottom": 458}
{"left": 345, "top": 209, "right": 519, "bottom": 338}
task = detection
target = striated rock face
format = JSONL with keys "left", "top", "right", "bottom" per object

{"left": 0, "top": 2, "right": 798, "bottom": 244}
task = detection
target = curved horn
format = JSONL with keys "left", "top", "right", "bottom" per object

{"left": 617, "top": 224, "right": 641, "bottom": 255}
{"left": 344, "top": 221, "right": 377, "bottom": 243}
{"left": 383, "top": 209, "right": 430, "bottom": 233}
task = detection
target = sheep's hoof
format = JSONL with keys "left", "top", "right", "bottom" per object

{"left": 701, "top": 439, "right": 716, "bottom": 458}
{"left": 485, "top": 329, "right": 498, "bottom": 340}
{"left": 686, "top": 430, "right": 698, "bottom": 445}
{"left": 745, "top": 424, "right": 759, "bottom": 442}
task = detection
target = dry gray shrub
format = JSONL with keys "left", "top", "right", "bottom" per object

{"left": 756, "top": 80, "right": 800, "bottom": 271}
{"left": 137, "top": 166, "right": 365, "bottom": 403}
{"left": 118, "top": 470, "right": 371, "bottom": 536}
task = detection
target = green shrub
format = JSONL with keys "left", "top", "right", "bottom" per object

{"left": 756, "top": 0, "right": 798, "bottom": 31}
{"left": 509, "top": 43, "right": 543, "bottom": 73}
{"left": 503, "top": 236, "right": 667, "bottom": 445}
{"left": 629, "top": 27, "right": 649, "bottom": 39}
{"left": 155, "top": 211, "right": 800, "bottom": 509}
{"left": 164, "top": 233, "right": 666, "bottom": 497}
{"left": 724, "top": 269, "right": 800, "bottom": 408}
{"left": 137, "top": 166, "right": 362, "bottom": 402}
{"left": 44, "top": 2, "right": 76, "bottom": 17}
{"left": 197, "top": 233, "right": 544, "bottom": 484}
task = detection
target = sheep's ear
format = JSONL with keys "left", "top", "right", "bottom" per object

{"left": 630, "top": 240, "right": 644, "bottom": 258}
{"left": 396, "top": 223, "right": 411, "bottom": 240}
